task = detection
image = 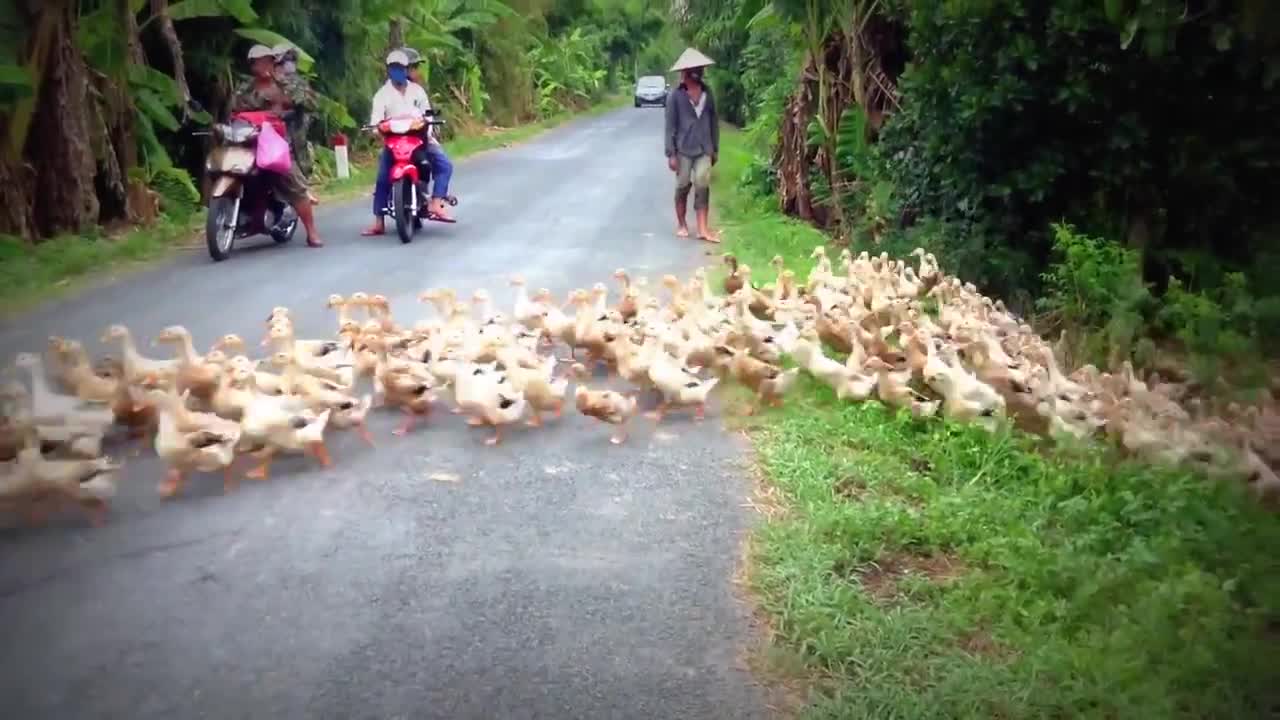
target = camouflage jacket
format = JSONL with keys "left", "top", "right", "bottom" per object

{"left": 231, "top": 75, "right": 317, "bottom": 175}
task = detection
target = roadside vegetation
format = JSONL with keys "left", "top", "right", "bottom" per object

{"left": 716, "top": 126, "right": 1280, "bottom": 719}
{"left": 690, "top": 0, "right": 1280, "bottom": 714}
{"left": 1, "top": 0, "right": 673, "bottom": 308}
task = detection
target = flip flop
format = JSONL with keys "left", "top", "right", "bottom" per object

{"left": 360, "top": 227, "right": 385, "bottom": 236}
{"left": 426, "top": 212, "right": 457, "bottom": 224}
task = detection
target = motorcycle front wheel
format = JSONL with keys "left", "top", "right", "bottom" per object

{"left": 270, "top": 205, "right": 298, "bottom": 244}
{"left": 205, "top": 194, "right": 239, "bottom": 262}
{"left": 392, "top": 178, "right": 414, "bottom": 244}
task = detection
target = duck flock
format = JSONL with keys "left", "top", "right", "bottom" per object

{"left": 3, "top": 246, "right": 1277, "bottom": 528}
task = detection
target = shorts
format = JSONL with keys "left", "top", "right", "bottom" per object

{"left": 273, "top": 164, "right": 309, "bottom": 205}
{"left": 676, "top": 154, "right": 712, "bottom": 190}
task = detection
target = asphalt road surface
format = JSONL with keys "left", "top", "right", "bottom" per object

{"left": 0, "top": 108, "right": 776, "bottom": 719}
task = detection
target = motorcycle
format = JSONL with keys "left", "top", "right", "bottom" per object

{"left": 200, "top": 110, "right": 300, "bottom": 262}
{"left": 364, "top": 110, "right": 457, "bottom": 244}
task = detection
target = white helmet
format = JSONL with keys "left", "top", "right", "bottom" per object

{"left": 385, "top": 49, "right": 409, "bottom": 67}
{"left": 247, "top": 44, "right": 275, "bottom": 60}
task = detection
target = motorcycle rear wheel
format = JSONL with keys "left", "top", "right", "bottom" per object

{"left": 206, "top": 195, "right": 238, "bottom": 262}
{"left": 392, "top": 178, "right": 414, "bottom": 244}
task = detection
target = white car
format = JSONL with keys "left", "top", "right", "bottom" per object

{"left": 634, "top": 75, "right": 668, "bottom": 108}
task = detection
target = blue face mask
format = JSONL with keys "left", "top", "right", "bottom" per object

{"left": 388, "top": 65, "right": 408, "bottom": 84}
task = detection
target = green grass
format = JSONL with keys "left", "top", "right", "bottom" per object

{"left": 714, "top": 128, "right": 1280, "bottom": 719}
{"left": 0, "top": 94, "right": 628, "bottom": 316}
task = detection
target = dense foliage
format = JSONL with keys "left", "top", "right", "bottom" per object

{"left": 0, "top": 0, "right": 677, "bottom": 241}
{"left": 682, "top": 0, "right": 1280, "bottom": 384}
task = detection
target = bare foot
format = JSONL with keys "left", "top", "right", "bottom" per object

{"left": 697, "top": 229, "right": 721, "bottom": 243}
{"left": 246, "top": 463, "right": 270, "bottom": 480}
{"left": 675, "top": 226, "right": 690, "bottom": 238}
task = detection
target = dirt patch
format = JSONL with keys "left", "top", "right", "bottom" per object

{"left": 957, "top": 627, "right": 1012, "bottom": 659}
{"left": 832, "top": 474, "right": 868, "bottom": 500}
{"left": 856, "top": 550, "right": 967, "bottom": 602}
{"left": 908, "top": 455, "right": 934, "bottom": 475}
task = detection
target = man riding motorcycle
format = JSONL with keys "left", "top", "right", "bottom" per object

{"left": 230, "top": 43, "right": 323, "bottom": 247}
{"left": 362, "top": 49, "right": 452, "bottom": 236}
{"left": 404, "top": 47, "right": 454, "bottom": 223}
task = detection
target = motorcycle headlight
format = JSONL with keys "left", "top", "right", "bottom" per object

{"left": 231, "top": 125, "right": 258, "bottom": 144}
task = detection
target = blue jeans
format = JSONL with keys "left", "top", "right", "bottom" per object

{"left": 371, "top": 142, "right": 453, "bottom": 216}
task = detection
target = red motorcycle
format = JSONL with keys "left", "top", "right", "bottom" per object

{"left": 364, "top": 111, "right": 457, "bottom": 244}
{"left": 201, "top": 110, "right": 299, "bottom": 261}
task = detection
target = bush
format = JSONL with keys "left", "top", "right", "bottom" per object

{"left": 148, "top": 167, "right": 201, "bottom": 219}
{"left": 1158, "top": 273, "right": 1268, "bottom": 390}
{"left": 875, "top": 0, "right": 1280, "bottom": 304}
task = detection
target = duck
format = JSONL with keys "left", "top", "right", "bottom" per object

{"left": 269, "top": 351, "right": 375, "bottom": 447}
{"left": 864, "top": 356, "right": 939, "bottom": 418}
{"left": 723, "top": 253, "right": 745, "bottom": 296}
{"left": 646, "top": 346, "right": 720, "bottom": 421}
{"left": 235, "top": 370, "right": 332, "bottom": 479}
{"left": 495, "top": 346, "right": 567, "bottom": 427}
{"left": 364, "top": 333, "right": 439, "bottom": 436}
{"left": 153, "top": 325, "right": 223, "bottom": 406}
{"left": 100, "top": 324, "right": 179, "bottom": 387}
{"left": 11, "top": 353, "right": 116, "bottom": 432}
{"left": 47, "top": 337, "right": 119, "bottom": 403}
{"left": 509, "top": 274, "right": 546, "bottom": 330}
{"left": 1, "top": 435, "right": 119, "bottom": 527}
{"left": 568, "top": 362, "right": 639, "bottom": 444}
{"left": 146, "top": 387, "right": 242, "bottom": 497}
{"left": 720, "top": 345, "right": 800, "bottom": 412}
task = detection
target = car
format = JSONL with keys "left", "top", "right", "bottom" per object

{"left": 634, "top": 75, "right": 668, "bottom": 108}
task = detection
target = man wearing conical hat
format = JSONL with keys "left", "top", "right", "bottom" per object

{"left": 664, "top": 48, "right": 720, "bottom": 242}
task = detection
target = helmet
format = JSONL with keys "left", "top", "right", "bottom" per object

{"left": 247, "top": 44, "right": 275, "bottom": 60}
{"left": 402, "top": 47, "right": 422, "bottom": 66}
{"left": 385, "top": 49, "right": 409, "bottom": 67}
{"left": 272, "top": 42, "right": 298, "bottom": 62}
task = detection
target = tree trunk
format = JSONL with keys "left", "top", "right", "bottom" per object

{"left": 149, "top": 0, "right": 191, "bottom": 104}
{"left": 26, "top": 0, "right": 100, "bottom": 237}
{"left": 0, "top": 148, "right": 36, "bottom": 240}
{"left": 388, "top": 17, "right": 404, "bottom": 52}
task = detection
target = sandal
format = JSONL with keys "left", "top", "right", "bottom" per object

{"left": 426, "top": 211, "right": 457, "bottom": 224}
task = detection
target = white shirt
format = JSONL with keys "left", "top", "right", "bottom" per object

{"left": 692, "top": 91, "right": 706, "bottom": 118}
{"left": 369, "top": 80, "right": 430, "bottom": 124}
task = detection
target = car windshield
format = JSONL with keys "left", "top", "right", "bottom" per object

{"left": 637, "top": 77, "right": 664, "bottom": 88}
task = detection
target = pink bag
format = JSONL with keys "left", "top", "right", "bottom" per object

{"left": 255, "top": 121, "right": 293, "bottom": 175}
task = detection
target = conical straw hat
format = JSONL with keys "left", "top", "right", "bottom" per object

{"left": 670, "top": 48, "right": 716, "bottom": 72}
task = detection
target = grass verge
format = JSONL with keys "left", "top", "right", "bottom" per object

{"left": 0, "top": 94, "right": 628, "bottom": 316}
{"left": 714, "top": 127, "right": 1280, "bottom": 719}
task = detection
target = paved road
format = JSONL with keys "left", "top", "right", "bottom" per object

{"left": 0, "top": 109, "right": 773, "bottom": 719}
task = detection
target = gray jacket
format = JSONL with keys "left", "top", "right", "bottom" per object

{"left": 664, "top": 84, "right": 719, "bottom": 159}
